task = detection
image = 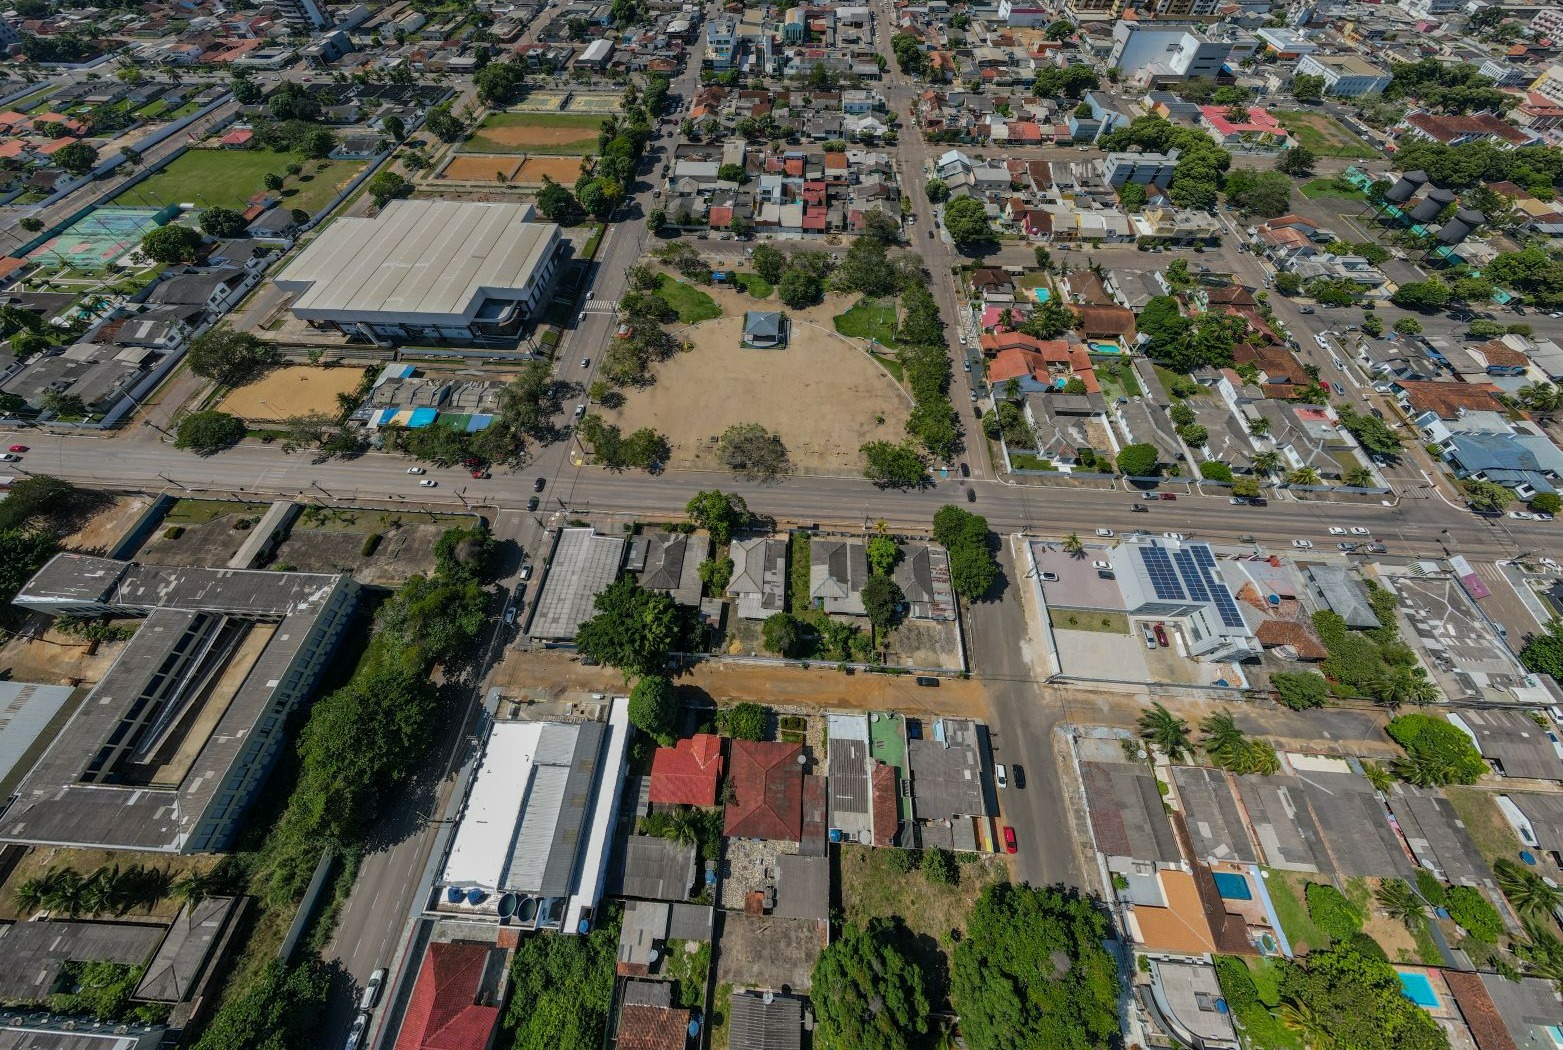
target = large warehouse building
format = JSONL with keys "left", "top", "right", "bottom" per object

{"left": 274, "top": 200, "right": 564, "bottom": 346}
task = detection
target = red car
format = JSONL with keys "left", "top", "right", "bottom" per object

{"left": 1002, "top": 826, "right": 1018, "bottom": 854}
{"left": 470, "top": 469, "right": 487, "bottom": 479}
{"left": 7, "top": 445, "right": 26, "bottom": 453}
{"left": 1153, "top": 622, "right": 1169, "bottom": 648}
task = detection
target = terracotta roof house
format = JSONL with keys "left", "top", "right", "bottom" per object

{"left": 1074, "top": 303, "right": 1137, "bottom": 340}
{"left": 1401, "top": 111, "right": 1529, "bottom": 148}
{"left": 724, "top": 739, "right": 804, "bottom": 841}
{"left": 649, "top": 734, "right": 724, "bottom": 807}
{"left": 1394, "top": 380, "right": 1505, "bottom": 419}
{"left": 618, "top": 1001, "right": 692, "bottom": 1050}
{"left": 393, "top": 942, "right": 500, "bottom": 1050}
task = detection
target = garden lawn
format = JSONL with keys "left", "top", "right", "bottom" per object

{"left": 114, "top": 150, "right": 363, "bottom": 216}
{"left": 1300, "top": 178, "right": 1367, "bottom": 202}
{"left": 730, "top": 272, "right": 772, "bottom": 299}
{"left": 1009, "top": 452, "right": 1055, "bottom": 471}
{"left": 833, "top": 297, "right": 900, "bottom": 349}
{"left": 1264, "top": 869, "right": 1332, "bottom": 953}
{"left": 1272, "top": 111, "right": 1379, "bottom": 160}
{"left": 655, "top": 274, "right": 721, "bottom": 324}
{"left": 1048, "top": 609, "right": 1129, "bottom": 634}
{"left": 1442, "top": 786, "right": 1525, "bottom": 869}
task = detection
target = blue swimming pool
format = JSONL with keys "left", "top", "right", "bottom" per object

{"left": 1398, "top": 971, "right": 1439, "bottom": 1009}
{"left": 1033, "top": 288, "right": 1052, "bottom": 303}
{"left": 1090, "top": 342, "right": 1121, "bottom": 354}
{"left": 1214, "top": 872, "right": 1252, "bottom": 900}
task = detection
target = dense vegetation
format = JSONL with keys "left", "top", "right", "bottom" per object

{"left": 1385, "top": 713, "right": 1487, "bottom": 787}
{"left": 501, "top": 907, "right": 621, "bottom": 1050}
{"left": 951, "top": 883, "right": 1119, "bottom": 1050}
{"left": 575, "top": 577, "right": 686, "bottom": 678}
{"left": 932, "top": 504, "right": 997, "bottom": 600}
{"left": 1098, "top": 116, "right": 1231, "bottom": 210}
{"left": 811, "top": 918, "right": 931, "bottom": 1050}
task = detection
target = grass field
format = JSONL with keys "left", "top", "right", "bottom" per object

{"left": 1443, "top": 786, "right": 1525, "bottom": 870}
{"left": 115, "top": 149, "right": 364, "bottom": 217}
{"left": 729, "top": 272, "right": 772, "bottom": 299}
{"left": 1048, "top": 609, "right": 1129, "bottom": 634}
{"left": 1265, "top": 869, "right": 1332, "bottom": 953}
{"left": 655, "top": 273, "right": 721, "bottom": 324}
{"left": 1274, "top": 110, "right": 1379, "bottom": 160}
{"left": 465, "top": 111, "right": 604, "bottom": 155}
{"left": 833, "top": 297, "right": 900, "bottom": 348}
{"left": 1300, "top": 177, "right": 1367, "bottom": 202}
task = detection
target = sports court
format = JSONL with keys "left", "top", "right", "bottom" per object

{"left": 28, "top": 205, "right": 177, "bottom": 270}
{"left": 464, "top": 111, "right": 604, "bottom": 155}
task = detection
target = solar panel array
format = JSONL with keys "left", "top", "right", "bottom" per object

{"left": 1193, "top": 545, "right": 1247, "bottom": 629}
{"left": 1135, "top": 543, "right": 1247, "bottom": 630}
{"left": 1139, "top": 546, "right": 1186, "bottom": 601}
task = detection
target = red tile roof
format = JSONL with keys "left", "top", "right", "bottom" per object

{"left": 618, "top": 1004, "right": 692, "bottom": 1050}
{"left": 219, "top": 129, "right": 253, "bottom": 146}
{"left": 871, "top": 761, "right": 898, "bottom": 847}
{"left": 1397, "top": 380, "right": 1505, "bottom": 419}
{"left": 1074, "top": 304, "right": 1136, "bottom": 338}
{"left": 1255, "top": 620, "right": 1328, "bottom": 660}
{"left": 649, "top": 734, "right": 724, "bottom": 807}
{"left": 1442, "top": 972, "right": 1516, "bottom": 1050}
{"left": 723, "top": 739, "right": 803, "bottom": 841}
{"left": 1404, "top": 111, "right": 1529, "bottom": 146}
{"left": 394, "top": 942, "right": 500, "bottom": 1050}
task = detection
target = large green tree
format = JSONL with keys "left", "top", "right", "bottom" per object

{"left": 686, "top": 490, "right": 749, "bottom": 544}
{"left": 574, "top": 577, "right": 682, "bottom": 677}
{"left": 628, "top": 675, "right": 678, "bottom": 745}
{"left": 186, "top": 328, "right": 280, "bottom": 387}
{"left": 1277, "top": 944, "right": 1448, "bottom": 1050}
{"left": 942, "top": 196, "right": 993, "bottom": 246}
{"left": 811, "top": 919, "right": 930, "bottom": 1050}
{"left": 140, "top": 224, "right": 203, "bottom": 264}
{"left": 952, "top": 883, "right": 1120, "bottom": 1050}
{"left": 175, "top": 410, "right": 246, "bottom": 454}
{"left": 502, "top": 913, "right": 620, "bottom": 1050}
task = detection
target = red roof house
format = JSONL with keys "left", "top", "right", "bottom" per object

{"left": 220, "top": 128, "right": 254, "bottom": 148}
{"left": 723, "top": 740, "right": 803, "bottom": 840}
{"left": 618, "top": 1004, "right": 692, "bottom": 1050}
{"left": 649, "top": 734, "right": 724, "bottom": 807}
{"left": 394, "top": 942, "right": 500, "bottom": 1050}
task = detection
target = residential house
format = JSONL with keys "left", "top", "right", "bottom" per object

{"left": 809, "top": 538, "right": 868, "bottom": 616}
{"left": 727, "top": 537, "right": 787, "bottom": 620}
{"left": 649, "top": 734, "right": 724, "bottom": 807}
{"left": 1199, "top": 105, "right": 1290, "bottom": 151}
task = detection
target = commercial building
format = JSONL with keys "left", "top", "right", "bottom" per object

{"left": 1296, "top": 53, "right": 1391, "bottom": 97}
{"left": 0, "top": 680, "right": 82, "bottom": 796}
{"left": 1101, "top": 150, "right": 1181, "bottom": 191}
{"left": 525, "top": 528, "right": 627, "bottom": 641}
{"left": 1108, "top": 23, "right": 1231, "bottom": 83}
{"left": 274, "top": 0, "right": 331, "bottom": 29}
{"left": 3, "top": 554, "right": 359, "bottom": 852}
{"left": 707, "top": 17, "right": 737, "bottom": 69}
{"left": 1110, "top": 537, "right": 1260, "bottom": 661}
{"left": 274, "top": 200, "right": 563, "bottom": 347}
{"left": 432, "top": 700, "right": 629, "bottom": 934}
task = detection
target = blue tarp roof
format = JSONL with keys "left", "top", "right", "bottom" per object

{"left": 407, "top": 407, "right": 439, "bottom": 428}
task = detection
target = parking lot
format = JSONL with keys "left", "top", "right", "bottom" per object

{"left": 1386, "top": 574, "right": 1531, "bottom": 701}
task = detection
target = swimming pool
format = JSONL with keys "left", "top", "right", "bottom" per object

{"left": 1398, "top": 971, "right": 1439, "bottom": 1008}
{"left": 1214, "top": 872, "right": 1252, "bottom": 900}
{"left": 1033, "top": 288, "right": 1052, "bottom": 303}
{"left": 1090, "top": 342, "right": 1121, "bottom": 354}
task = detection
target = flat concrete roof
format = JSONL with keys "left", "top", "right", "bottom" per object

{"left": 275, "top": 199, "right": 558, "bottom": 324}
{"left": 0, "top": 920, "right": 164, "bottom": 1002}
{"left": 1452, "top": 709, "right": 1563, "bottom": 781}
{"left": 1082, "top": 760, "right": 1182, "bottom": 866}
{"left": 0, "top": 681, "right": 82, "bottom": 797}
{"left": 1298, "top": 769, "right": 1413, "bottom": 879}
{"left": 1172, "top": 765, "right": 1257, "bottom": 865}
{"left": 1388, "top": 784, "right": 1493, "bottom": 888}
{"left": 1233, "top": 774, "right": 1330, "bottom": 873}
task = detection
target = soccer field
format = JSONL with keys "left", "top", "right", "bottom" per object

{"left": 114, "top": 149, "right": 364, "bottom": 216}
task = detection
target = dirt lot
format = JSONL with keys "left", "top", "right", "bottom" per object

{"left": 216, "top": 365, "right": 368, "bottom": 423}
{"left": 466, "top": 113, "right": 603, "bottom": 155}
{"left": 607, "top": 285, "right": 912, "bottom": 475}
{"left": 270, "top": 519, "right": 445, "bottom": 585}
{"left": 442, "top": 155, "right": 524, "bottom": 182}
{"left": 714, "top": 913, "right": 822, "bottom": 991}
{"left": 0, "top": 625, "right": 131, "bottom": 685}
{"left": 58, "top": 494, "right": 151, "bottom": 554}
{"left": 517, "top": 156, "right": 586, "bottom": 184}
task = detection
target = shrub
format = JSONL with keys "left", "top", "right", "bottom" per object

{"left": 1212, "top": 956, "right": 1260, "bottom": 1012}
{"left": 1386, "top": 713, "right": 1486, "bottom": 786}
{"left": 1414, "top": 869, "right": 1447, "bottom": 909}
{"left": 1305, "top": 882, "right": 1362, "bottom": 942}
{"left": 1445, "top": 886, "right": 1503, "bottom": 943}
{"left": 1272, "top": 671, "right": 1328, "bottom": 709}
{"left": 716, "top": 701, "right": 766, "bottom": 741}
{"left": 884, "top": 848, "right": 916, "bottom": 874}
{"left": 922, "top": 846, "right": 956, "bottom": 885}
{"left": 163, "top": 526, "right": 184, "bottom": 540}
{"left": 360, "top": 533, "right": 382, "bottom": 557}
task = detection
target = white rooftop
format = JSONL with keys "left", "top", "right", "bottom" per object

{"left": 442, "top": 721, "right": 544, "bottom": 890}
{"left": 275, "top": 199, "right": 558, "bottom": 324}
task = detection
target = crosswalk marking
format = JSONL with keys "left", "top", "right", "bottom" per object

{"left": 584, "top": 299, "right": 618, "bottom": 313}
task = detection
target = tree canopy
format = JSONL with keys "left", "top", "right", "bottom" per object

{"left": 942, "top": 196, "right": 993, "bottom": 246}
{"left": 575, "top": 577, "right": 682, "bottom": 677}
{"left": 185, "top": 328, "right": 280, "bottom": 387}
{"left": 686, "top": 490, "right": 749, "bottom": 544}
{"left": 951, "top": 883, "right": 1120, "bottom": 1050}
{"left": 174, "top": 410, "right": 246, "bottom": 455}
{"left": 811, "top": 919, "right": 930, "bottom": 1050}
{"left": 932, "top": 505, "right": 997, "bottom": 600}
{"left": 1276, "top": 943, "right": 1449, "bottom": 1050}
{"left": 140, "top": 224, "right": 203, "bottom": 264}
{"left": 1386, "top": 713, "right": 1486, "bottom": 786}
{"left": 502, "top": 912, "right": 620, "bottom": 1050}
{"left": 628, "top": 675, "right": 678, "bottom": 746}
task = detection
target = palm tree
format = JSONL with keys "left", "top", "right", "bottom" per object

{"left": 172, "top": 871, "right": 215, "bottom": 907}
{"left": 1248, "top": 416, "right": 1271, "bottom": 437}
{"left": 1372, "top": 666, "right": 1439, "bottom": 707}
{"left": 1344, "top": 466, "right": 1374, "bottom": 488}
{"left": 13, "top": 877, "right": 50, "bottom": 915}
{"left": 1200, "top": 710, "right": 1245, "bottom": 766}
{"left": 1376, "top": 877, "right": 1423, "bottom": 923}
{"left": 1137, "top": 703, "right": 1193, "bottom": 761}
{"left": 1494, "top": 859, "right": 1563, "bottom": 922}
{"left": 82, "top": 865, "right": 122, "bottom": 916}
{"left": 1286, "top": 466, "right": 1323, "bottom": 486}
{"left": 41, "top": 868, "right": 87, "bottom": 917}
{"left": 1281, "top": 995, "right": 1335, "bottom": 1050}
{"left": 1062, "top": 532, "right": 1085, "bottom": 556}
{"left": 1516, "top": 921, "right": 1563, "bottom": 982}
{"left": 1253, "top": 451, "right": 1282, "bottom": 475}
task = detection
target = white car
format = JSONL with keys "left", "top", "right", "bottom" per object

{"left": 1349, "top": 526, "right": 1370, "bottom": 535}
{"left": 1539, "top": 557, "right": 1560, "bottom": 569}
{"left": 1293, "top": 539, "right": 1314, "bottom": 549}
{"left": 1537, "top": 513, "right": 1555, "bottom": 522}
{"left": 1327, "top": 526, "right": 1347, "bottom": 535}
{"left": 1163, "top": 532, "right": 1184, "bottom": 540}
{"left": 995, "top": 763, "right": 1008, "bottom": 789}
{"left": 418, "top": 479, "right": 437, "bottom": 487}
{"left": 586, "top": 290, "right": 595, "bottom": 300}
{"left": 1508, "top": 511, "right": 1534, "bottom": 520}
{"left": 1092, "top": 560, "right": 1111, "bottom": 569}
{"left": 360, "top": 969, "right": 387, "bottom": 1011}
{"left": 406, "top": 466, "right": 425, "bottom": 474}
{"left": 1095, "top": 527, "right": 1114, "bottom": 537}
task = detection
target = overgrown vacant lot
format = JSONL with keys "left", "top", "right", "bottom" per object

{"left": 604, "top": 285, "right": 911, "bottom": 475}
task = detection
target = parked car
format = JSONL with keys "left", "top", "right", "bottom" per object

{"left": 1293, "top": 539, "right": 1314, "bottom": 549}
{"left": 7, "top": 445, "right": 27, "bottom": 453}
{"left": 1509, "top": 511, "right": 1535, "bottom": 520}
{"left": 1332, "top": 382, "right": 1346, "bottom": 396}
{"left": 1228, "top": 496, "right": 1247, "bottom": 505}
{"left": 1153, "top": 622, "right": 1169, "bottom": 647}
{"left": 1095, "top": 527, "right": 1114, "bottom": 537}
{"left": 1096, "top": 568, "right": 1115, "bottom": 579}
{"left": 574, "top": 404, "right": 587, "bottom": 418}
{"left": 1010, "top": 764, "right": 1026, "bottom": 789}
{"left": 995, "top": 763, "right": 1008, "bottom": 789}
{"left": 345, "top": 1013, "right": 370, "bottom": 1050}
{"left": 1040, "top": 571, "right": 1059, "bottom": 582}
{"left": 1299, "top": 306, "right": 1314, "bottom": 314}
{"left": 520, "top": 565, "right": 534, "bottom": 582}
{"left": 915, "top": 676, "right": 940, "bottom": 687}
{"left": 0, "top": 453, "right": 18, "bottom": 462}
{"left": 1143, "top": 624, "right": 1158, "bottom": 649}
{"left": 1002, "top": 826, "right": 1017, "bottom": 853}
{"left": 361, "top": 969, "right": 387, "bottom": 1011}
{"left": 1162, "top": 531, "right": 1184, "bottom": 540}
{"left": 418, "top": 479, "right": 437, "bottom": 488}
